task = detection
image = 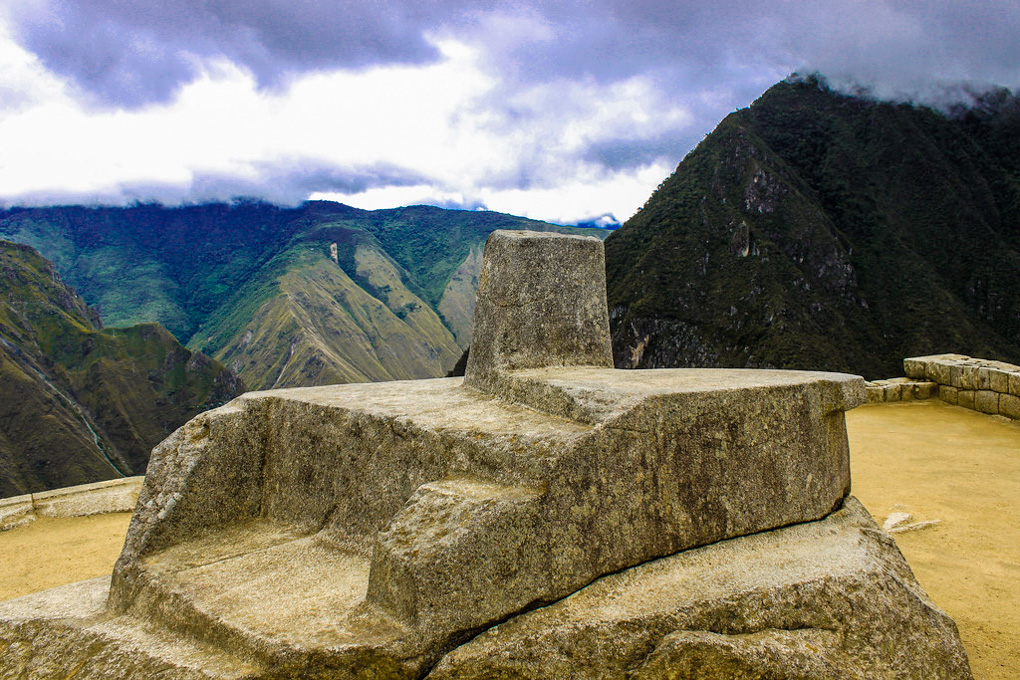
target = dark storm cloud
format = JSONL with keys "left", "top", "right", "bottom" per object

{"left": 583, "top": 134, "right": 695, "bottom": 172}
{"left": 10, "top": 1, "right": 1019, "bottom": 109}
{"left": 4, "top": 0, "right": 1018, "bottom": 214}
{"left": 464, "top": 0, "right": 1020, "bottom": 170}
{"left": 9, "top": 0, "right": 1019, "bottom": 110}
{"left": 5, "top": 0, "right": 454, "bottom": 106}
{"left": 466, "top": 0, "right": 1020, "bottom": 114}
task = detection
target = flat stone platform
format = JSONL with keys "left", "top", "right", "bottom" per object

{"left": 0, "top": 497, "right": 970, "bottom": 679}
{"left": 77, "top": 367, "right": 863, "bottom": 677}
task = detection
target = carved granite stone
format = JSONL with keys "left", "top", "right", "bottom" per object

{"left": 0, "top": 230, "right": 971, "bottom": 679}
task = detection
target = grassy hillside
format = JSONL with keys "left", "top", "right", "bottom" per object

{"left": 0, "top": 202, "right": 606, "bottom": 389}
{"left": 605, "top": 76, "right": 1020, "bottom": 378}
{"left": 204, "top": 240, "right": 462, "bottom": 388}
{"left": 0, "top": 241, "right": 243, "bottom": 495}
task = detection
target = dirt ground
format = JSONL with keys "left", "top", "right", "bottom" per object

{"left": 0, "top": 512, "right": 132, "bottom": 602}
{"left": 847, "top": 400, "right": 1019, "bottom": 680}
{"left": 0, "top": 399, "right": 1016, "bottom": 678}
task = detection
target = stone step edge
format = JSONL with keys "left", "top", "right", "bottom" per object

{"left": 0, "top": 476, "right": 143, "bottom": 531}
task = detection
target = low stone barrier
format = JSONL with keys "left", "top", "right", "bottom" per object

{"left": 0, "top": 476, "right": 143, "bottom": 531}
{"left": 865, "top": 377, "right": 939, "bottom": 403}
{"left": 866, "top": 354, "right": 1020, "bottom": 420}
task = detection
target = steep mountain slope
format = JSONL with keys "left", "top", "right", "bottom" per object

{"left": 0, "top": 241, "right": 242, "bottom": 496}
{"left": 0, "top": 202, "right": 300, "bottom": 340}
{"left": 206, "top": 239, "right": 461, "bottom": 388}
{"left": 605, "top": 76, "right": 1020, "bottom": 378}
{"left": 0, "top": 202, "right": 604, "bottom": 389}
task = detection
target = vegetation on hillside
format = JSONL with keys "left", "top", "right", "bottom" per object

{"left": 0, "top": 202, "right": 606, "bottom": 390}
{"left": 605, "top": 76, "right": 1020, "bottom": 378}
{"left": 0, "top": 241, "right": 243, "bottom": 495}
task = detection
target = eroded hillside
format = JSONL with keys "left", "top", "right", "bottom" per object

{"left": 0, "top": 241, "right": 242, "bottom": 495}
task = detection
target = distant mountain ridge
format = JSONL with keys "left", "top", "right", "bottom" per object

{"left": 0, "top": 241, "right": 241, "bottom": 495}
{"left": 605, "top": 76, "right": 1020, "bottom": 378}
{"left": 0, "top": 202, "right": 604, "bottom": 389}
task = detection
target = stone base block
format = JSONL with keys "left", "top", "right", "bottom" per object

{"left": 865, "top": 378, "right": 938, "bottom": 403}
{"left": 0, "top": 495, "right": 34, "bottom": 531}
{"left": 428, "top": 498, "right": 972, "bottom": 680}
{"left": 1000, "top": 393, "right": 1020, "bottom": 420}
{"left": 975, "top": 390, "right": 1000, "bottom": 415}
{"left": 0, "top": 477, "right": 143, "bottom": 531}
{"left": 32, "top": 477, "right": 142, "bottom": 518}
{"left": 0, "top": 499, "right": 973, "bottom": 680}
{"left": 958, "top": 390, "right": 976, "bottom": 410}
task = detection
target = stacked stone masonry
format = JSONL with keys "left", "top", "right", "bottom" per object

{"left": 864, "top": 377, "right": 939, "bottom": 403}
{"left": 866, "top": 354, "right": 1020, "bottom": 420}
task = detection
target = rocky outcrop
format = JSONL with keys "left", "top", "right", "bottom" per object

{"left": 430, "top": 498, "right": 970, "bottom": 679}
{"left": 0, "top": 231, "right": 971, "bottom": 678}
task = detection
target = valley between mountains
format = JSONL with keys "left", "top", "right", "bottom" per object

{"left": 2, "top": 75, "right": 1018, "bottom": 493}
{"left": 0, "top": 202, "right": 602, "bottom": 393}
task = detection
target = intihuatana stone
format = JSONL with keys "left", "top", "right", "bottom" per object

{"left": 464, "top": 229, "right": 613, "bottom": 395}
{"left": 0, "top": 232, "right": 972, "bottom": 679}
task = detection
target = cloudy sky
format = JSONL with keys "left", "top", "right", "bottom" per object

{"left": 0, "top": 1, "right": 1017, "bottom": 225}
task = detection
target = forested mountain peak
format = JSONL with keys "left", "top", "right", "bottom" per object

{"left": 605, "top": 77, "right": 1020, "bottom": 378}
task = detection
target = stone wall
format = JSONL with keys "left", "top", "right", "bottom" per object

{"left": 866, "top": 354, "right": 1020, "bottom": 421}
{"left": 0, "top": 477, "right": 143, "bottom": 531}
{"left": 864, "top": 377, "right": 939, "bottom": 403}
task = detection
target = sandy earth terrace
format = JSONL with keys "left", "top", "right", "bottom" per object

{"left": 0, "top": 398, "right": 1016, "bottom": 679}
{"left": 846, "top": 399, "right": 1019, "bottom": 680}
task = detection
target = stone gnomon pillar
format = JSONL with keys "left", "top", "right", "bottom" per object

{"left": 0, "top": 231, "right": 970, "bottom": 679}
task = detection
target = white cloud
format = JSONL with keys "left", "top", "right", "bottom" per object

{"left": 2, "top": 1, "right": 1018, "bottom": 222}
{"left": 0, "top": 26, "right": 693, "bottom": 223}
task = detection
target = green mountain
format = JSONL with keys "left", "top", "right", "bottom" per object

{"left": 0, "top": 241, "right": 242, "bottom": 496}
{"left": 605, "top": 76, "right": 1020, "bottom": 379}
{"left": 0, "top": 202, "right": 604, "bottom": 390}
